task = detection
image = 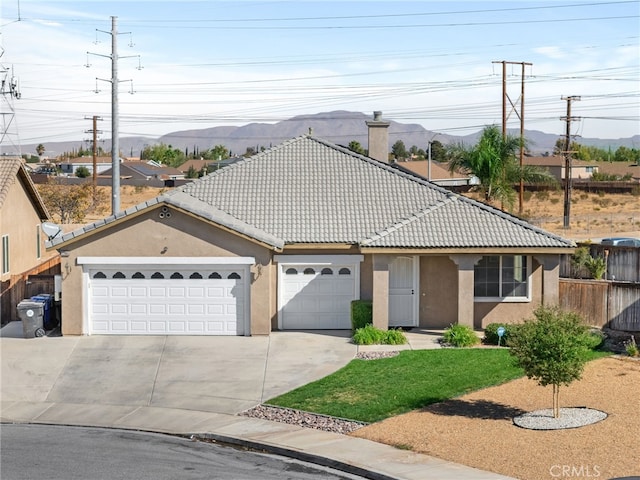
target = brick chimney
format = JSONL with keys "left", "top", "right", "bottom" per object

{"left": 366, "top": 111, "right": 390, "bottom": 162}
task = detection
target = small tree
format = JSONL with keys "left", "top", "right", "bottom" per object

{"left": 509, "top": 306, "right": 592, "bottom": 418}
{"left": 38, "top": 178, "right": 94, "bottom": 223}
{"left": 36, "top": 144, "right": 45, "bottom": 156}
{"left": 75, "top": 166, "right": 90, "bottom": 178}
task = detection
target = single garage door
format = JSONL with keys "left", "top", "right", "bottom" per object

{"left": 87, "top": 266, "right": 248, "bottom": 335}
{"left": 276, "top": 255, "right": 362, "bottom": 330}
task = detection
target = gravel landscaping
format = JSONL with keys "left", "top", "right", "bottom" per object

{"left": 351, "top": 356, "right": 640, "bottom": 480}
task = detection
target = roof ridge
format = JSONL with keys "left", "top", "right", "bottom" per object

{"left": 361, "top": 195, "right": 456, "bottom": 245}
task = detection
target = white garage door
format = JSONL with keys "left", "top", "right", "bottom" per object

{"left": 277, "top": 256, "right": 362, "bottom": 330}
{"left": 88, "top": 267, "right": 247, "bottom": 335}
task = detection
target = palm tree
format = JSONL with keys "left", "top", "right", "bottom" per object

{"left": 36, "top": 144, "right": 45, "bottom": 156}
{"left": 447, "top": 125, "right": 556, "bottom": 209}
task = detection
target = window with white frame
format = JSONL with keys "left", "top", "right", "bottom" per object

{"left": 2, "top": 235, "right": 9, "bottom": 274}
{"left": 474, "top": 255, "right": 530, "bottom": 300}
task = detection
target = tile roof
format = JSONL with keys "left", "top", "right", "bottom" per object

{"left": 0, "top": 157, "right": 50, "bottom": 219}
{"left": 49, "top": 136, "right": 573, "bottom": 251}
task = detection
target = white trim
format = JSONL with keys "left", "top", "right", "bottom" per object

{"left": 474, "top": 255, "right": 532, "bottom": 303}
{"left": 77, "top": 256, "right": 255, "bottom": 266}
{"left": 274, "top": 254, "right": 364, "bottom": 265}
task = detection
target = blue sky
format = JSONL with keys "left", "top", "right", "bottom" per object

{"left": 1, "top": 0, "right": 638, "bottom": 152}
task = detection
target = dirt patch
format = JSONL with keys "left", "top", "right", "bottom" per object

{"left": 351, "top": 356, "right": 640, "bottom": 480}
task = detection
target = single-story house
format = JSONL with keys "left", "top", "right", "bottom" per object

{"left": 1, "top": 158, "right": 57, "bottom": 323}
{"left": 59, "top": 156, "right": 115, "bottom": 175}
{"left": 523, "top": 156, "right": 597, "bottom": 181}
{"left": 101, "top": 161, "right": 185, "bottom": 181}
{"left": 48, "top": 114, "right": 574, "bottom": 336}
{"left": 393, "top": 159, "right": 480, "bottom": 187}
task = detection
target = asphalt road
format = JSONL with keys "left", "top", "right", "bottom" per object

{"left": 0, "top": 424, "right": 366, "bottom": 480}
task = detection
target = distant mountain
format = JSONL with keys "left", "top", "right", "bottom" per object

{"left": 18, "top": 110, "right": 639, "bottom": 159}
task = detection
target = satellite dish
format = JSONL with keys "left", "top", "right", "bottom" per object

{"left": 42, "top": 222, "right": 62, "bottom": 240}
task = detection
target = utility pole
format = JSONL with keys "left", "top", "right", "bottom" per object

{"left": 561, "top": 96, "right": 581, "bottom": 229}
{"left": 492, "top": 60, "right": 532, "bottom": 215}
{"left": 0, "top": 59, "right": 22, "bottom": 157}
{"left": 85, "top": 115, "right": 102, "bottom": 202}
{"left": 87, "top": 16, "right": 140, "bottom": 215}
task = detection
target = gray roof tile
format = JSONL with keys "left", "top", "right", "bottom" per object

{"left": 49, "top": 135, "right": 573, "bottom": 250}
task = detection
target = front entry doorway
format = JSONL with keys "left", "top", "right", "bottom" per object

{"left": 388, "top": 256, "right": 419, "bottom": 327}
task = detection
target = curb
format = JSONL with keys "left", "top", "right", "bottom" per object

{"left": 190, "top": 432, "right": 400, "bottom": 480}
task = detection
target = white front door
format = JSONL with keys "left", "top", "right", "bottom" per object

{"left": 389, "top": 256, "right": 418, "bottom": 327}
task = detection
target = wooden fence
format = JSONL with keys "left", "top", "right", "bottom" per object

{"left": 559, "top": 279, "right": 640, "bottom": 331}
{"left": 0, "top": 256, "right": 61, "bottom": 325}
{"left": 560, "top": 244, "right": 640, "bottom": 283}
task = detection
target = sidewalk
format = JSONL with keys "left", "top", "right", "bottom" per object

{"left": 0, "top": 323, "right": 514, "bottom": 480}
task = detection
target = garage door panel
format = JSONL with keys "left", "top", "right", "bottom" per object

{"left": 168, "top": 287, "right": 186, "bottom": 297}
{"left": 168, "top": 304, "right": 185, "bottom": 315}
{"left": 89, "top": 268, "right": 246, "bottom": 336}
{"left": 130, "top": 304, "right": 147, "bottom": 314}
{"left": 280, "top": 262, "right": 358, "bottom": 330}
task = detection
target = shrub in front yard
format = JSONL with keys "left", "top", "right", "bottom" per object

{"left": 483, "top": 323, "right": 519, "bottom": 346}
{"left": 384, "top": 328, "right": 408, "bottom": 345}
{"left": 352, "top": 325, "right": 407, "bottom": 345}
{"left": 442, "top": 324, "right": 480, "bottom": 347}
{"left": 351, "top": 300, "right": 373, "bottom": 331}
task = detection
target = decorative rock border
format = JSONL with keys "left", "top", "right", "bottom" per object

{"left": 513, "top": 407, "right": 607, "bottom": 430}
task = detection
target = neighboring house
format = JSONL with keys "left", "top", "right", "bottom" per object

{"left": 102, "top": 161, "right": 185, "bottom": 181}
{"left": 59, "top": 156, "right": 115, "bottom": 175}
{"left": 0, "top": 158, "right": 58, "bottom": 323}
{"left": 595, "top": 161, "right": 640, "bottom": 182}
{"left": 523, "top": 156, "right": 597, "bottom": 181}
{"left": 49, "top": 114, "right": 574, "bottom": 337}
{"left": 393, "top": 159, "right": 480, "bottom": 187}
{"left": 177, "top": 157, "right": 244, "bottom": 176}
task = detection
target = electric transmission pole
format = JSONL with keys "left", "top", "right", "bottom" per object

{"left": 85, "top": 115, "right": 103, "bottom": 202}
{"left": 0, "top": 54, "right": 22, "bottom": 157}
{"left": 561, "top": 96, "right": 581, "bottom": 229}
{"left": 87, "top": 16, "right": 140, "bottom": 215}
{"left": 492, "top": 60, "right": 532, "bottom": 215}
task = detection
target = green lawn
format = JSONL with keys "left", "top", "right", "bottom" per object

{"left": 267, "top": 349, "right": 524, "bottom": 423}
{"left": 267, "top": 348, "right": 610, "bottom": 424}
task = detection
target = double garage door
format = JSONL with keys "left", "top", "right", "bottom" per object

{"left": 81, "top": 258, "right": 252, "bottom": 336}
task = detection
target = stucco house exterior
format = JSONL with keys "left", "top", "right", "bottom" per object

{"left": 48, "top": 117, "right": 574, "bottom": 337}
{"left": 523, "top": 156, "right": 597, "bottom": 181}
{"left": 0, "top": 158, "right": 57, "bottom": 323}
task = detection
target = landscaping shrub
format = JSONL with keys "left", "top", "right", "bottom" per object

{"left": 384, "top": 328, "right": 408, "bottom": 345}
{"left": 352, "top": 325, "right": 408, "bottom": 345}
{"left": 483, "top": 323, "right": 518, "bottom": 346}
{"left": 583, "top": 329, "right": 605, "bottom": 350}
{"left": 352, "top": 324, "right": 386, "bottom": 345}
{"left": 442, "top": 324, "right": 480, "bottom": 347}
{"left": 351, "top": 300, "right": 372, "bottom": 331}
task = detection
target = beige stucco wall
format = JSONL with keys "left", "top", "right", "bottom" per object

{"left": 420, "top": 256, "right": 459, "bottom": 328}
{"left": 58, "top": 205, "right": 273, "bottom": 335}
{"left": 0, "top": 175, "right": 53, "bottom": 282}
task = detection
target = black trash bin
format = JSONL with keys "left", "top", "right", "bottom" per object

{"left": 17, "top": 300, "right": 46, "bottom": 338}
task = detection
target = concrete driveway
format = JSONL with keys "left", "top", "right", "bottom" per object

{"left": 0, "top": 323, "right": 357, "bottom": 415}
